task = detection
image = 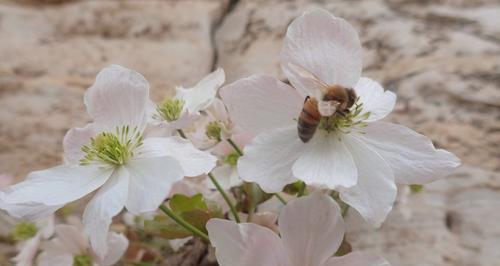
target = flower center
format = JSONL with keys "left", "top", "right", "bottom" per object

{"left": 73, "top": 255, "right": 92, "bottom": 266}
{"left": 206, "top": 121, "right": 222, "bottom": 141}
{"left": 318, "top": 101, "right": 370, "bottom": 135}
{"left": 156, "top": 98, "right": 185, "bottom": 122}
{"left": 224, "top": 152, "right": 240, "bottom": 167}
{"left": 12, "top": 222, "right": 37, "bottom": 241}
{"left": 80, "top": 126, "right": 143, "bottom": 166}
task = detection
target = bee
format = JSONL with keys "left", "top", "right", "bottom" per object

{"left": 292, "top": 64, "right": 357, "bottom": 143}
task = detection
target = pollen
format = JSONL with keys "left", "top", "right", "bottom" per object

{"left": 12, "top": 222, "right": 37, "bottom": 241}
{"left": 224, "top": 152, "right": 240, "bottom": 167}
{"left": 80, "top": 126, "right": 143, "bottom": 166}
{"left": 206, "top": 121, "right": 222, "bottom": 141}
{"left": 319, "top": 101, "right": 370, "bottom": 135}
{"left": 156, "top": 98, "right": 185, "bottom": 122}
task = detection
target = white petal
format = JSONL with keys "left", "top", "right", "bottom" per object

{"left": 359, "top": 122, "right": 461, "bottom": 184}
{"left": 3, "top": 164, "right": 112, "bottom": 206}
{"left": 281, "top": 9, "right": 362, "bottom": 94}
{"left": 98, "top": 232, "right": 129, "bottom": 266}
{"left": 324, "top": 252, "right": 390, "bottom": 266}
{"left": 220, "top": 75, "right": 303, "bottom": 135}
{"left": 292, "top": 132, "right": 357, "bottom": 189}
{"left": 62, "top": 123, "right": 96, "bottom": 164}
{"left": 138, "top": 137, "right": 216, "bottom": 177}
{"left": 125, "top": 156, "right": 184, "bottom": 214}
{"left": 0, "top": 199, "right": 62, "bottom": 221}
{"left": 207, "top": 98, "right": 229, "bottom": 123}
{"left": 13, "top": 235, "right": 41, "bottom": 266}
{"left": 279, "top": 192, "right": 345, "bottom": 266}
{"left": 210, "top": 165, "right": 242, "bottom": 190}
{"left": 53, "top": 224, "right": 88, "bottom": 255}
{"left": 84, "top": 65, "right": 149, "bottom": 131}
{"left": 340, "top": 136, "right": 397, "bottom": 227}
{"left": 38, "top": 251, "right": 73, "bottom": 266}
{"left": 83, "top": 167, "right": 129, "bottom": 259}
{"left": 176, "top": 68, "right": 225, "bottom": 113}
{"left": 238, "top": 126, "right": 305, "bottom": 193}
{"left": 354, "top": 78, "right": 396, "bottom": 122}
{"left": 206, "top": 218, "right": 289, "bottom": 266}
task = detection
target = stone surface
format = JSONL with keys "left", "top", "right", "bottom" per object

{"left": 0, "top": 0, "right": 499, "bottom": 265}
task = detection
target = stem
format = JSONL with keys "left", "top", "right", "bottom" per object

{"left": 274, "top": 193, "right": 287, "bottom": 205}
{"left": 158, "top": 205, "right": 209, "bottom": 242}
{"left": 208, "top": 172, "right": 241, "bottom": 223}
{"left": 177, "top": 129, "right": 187, "bottom": 139}
{"left": 297, "top": 182, "right": 307, "bottom": 197}
{"left": 226, "top": 138, "right": 243, "bottom": 156}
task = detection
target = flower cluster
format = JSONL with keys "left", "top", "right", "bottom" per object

{"left": 0, "top": 8, "right": 459, "bottom": 266}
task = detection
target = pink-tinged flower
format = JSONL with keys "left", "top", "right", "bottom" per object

{"left": 0, "top": 65, "right": 216, "bottom": 258}
{"left": 0, "top": 174, "right": 13, "bottom": 189}
{"left": 207, "top": 193, "right": 390, "bottom": 266}
{"left": 12, "top": 216, "right": 54, "bottom": 266}
{"left": 37, "top": 217, "right": 128, "bottom": 266}
{"left": 208, "top": 132, "right": 252, "bottom": 189}
{"left": 151, "top": 68, "right": 225, "bottom": 134}
{"left": 220, "top": 9, "right": 460, "bottom": 226}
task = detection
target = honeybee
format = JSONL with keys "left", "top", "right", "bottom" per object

{"left": 292, "top": 64, "right": 357, "bottom": 143}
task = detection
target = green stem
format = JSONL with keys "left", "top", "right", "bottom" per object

{"left": 208, "top": 172, "right": 241, "bottom": 223}
{"left": 227, "top": 138, "right": 243, "bottom": 156}
{"left": 297, "top": 182, "right": 307, "bottom": 197}
{"left": 177, "top": 129, "right": 187, "bottom": 139}
{"left": 274, "top": 193, "right": 287, "bottom": 205}
{"left": 158, "top": 205, "right": 209, "bottom": 242}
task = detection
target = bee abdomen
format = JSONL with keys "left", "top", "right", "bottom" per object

{"left": 298, "top": 97, "right": 320, "bottom": 143}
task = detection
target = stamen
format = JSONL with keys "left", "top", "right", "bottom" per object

{"left": 155, "top": 98, "right": 185, "bottom": 122}
{"left": 319, "top": 100, "right": 370, "bottom": 135}
{"left": 80, "top": 126, "right": 143, "bottom": 166}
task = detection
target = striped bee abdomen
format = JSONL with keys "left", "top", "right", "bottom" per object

{"left": 297, "top": 96, "right": 321, "bottom": 143}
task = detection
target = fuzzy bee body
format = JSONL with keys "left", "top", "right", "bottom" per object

{"left": 297, "top": 85, "right": 357, "bottom": 143}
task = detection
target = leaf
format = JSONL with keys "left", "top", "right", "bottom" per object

{"left": 144, "top": 215, "right": 192, "bottom": 239}
{"left": 169, "top": 194, "right": 208, "bottom": 214}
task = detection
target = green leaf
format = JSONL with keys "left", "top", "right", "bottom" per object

{"left": 143, "top": 215, "right": 192, "bottom": 239}
{"left": 169, "top": 194, "right": 208, "bottom": 214}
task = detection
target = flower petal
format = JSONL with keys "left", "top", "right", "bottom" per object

{"left": 98, "top": 232, "right": 129, "bottom": 266}
{"left": 220, "top": 75, "right": 303, "bottom": 135}
{"left": 340, "top": 136, "right": 397, "bottom": 227}
{"left": 3, "top": 164, "right": 112, "bottom": 206}
{"left": 359, "top": 122, "right": 461, "bottom": 184}
{"left": 354, "top": 78, "right": 396, "bottom": 122}
{"left": 210, "top": 165, "right": 242, "bottom": 190}
{"left": 206, "top": 218, "right": 289, "bottom": 266}
{"left": 279, "top": 193, "right": 345, "bottom": 266}
{"left": 83, "top": 167, "right": 129, "bottom": 259}
{"left": 324, "top": 251, "right": 390, "bottom": 266}
{"left": 13, "top": 235, "right": 42, "bottom": 266}
{"left": 125, "top": 156, "right": 184, "bottom": 214}
{"left": 84, "top": 65, "right": 149, "bottom": 131}
{"left": 53, "top": 224, "right": 88, "bottom": 255}
{"left": 238, "top": 126, "right": 305, "bottom": 193}
{"left": 38, "top": 251, "right": 74, "bottom": 266}
{"left": 292, "top": 132, "right": 357, "bottom": 189}
{"left": 138, "top": 137, "right": 216, "bottom": 177}
{"left": 176, "top": 68, "right": 225, "bottom": 113}
{"left": 281, "top": 9, "right": 362, "bottom": 95}
{"left": 0, "top": 199, "right": 62, "bottom": 221}
{"left": 62, "top": 123, "right": 96, "bottom": 165}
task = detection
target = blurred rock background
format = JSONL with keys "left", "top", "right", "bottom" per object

{"left": 0, "top": 0, "right": 498, "bottom": 265}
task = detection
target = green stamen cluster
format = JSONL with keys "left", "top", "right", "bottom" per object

{"left": 73, "top": 255, "right": 92, "bottom": 266}
{"left": 206, "top": 121, "right": 222, "bottom": 141}
{"left": 319, "top": 101, "right": 370, "bottom": 134}
{"left": 224, "top": 152, "right": 240, "bottom": 167}
{"left": 80, "top": 126, "right": 143, "bottom": 166}
{"left": 156, "top": 98, "right": 185, "bottom": 122}
{"left": 12, "top": 222, "right": 37, "bottom": 241}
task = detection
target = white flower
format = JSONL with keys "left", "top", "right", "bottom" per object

{"left": 11, "top": 216, "right": 54, "bottom": 266}
{"left": 220, "top": 9, "right": 460, "bottom": 226}
{"left": 0, "top": 65, "right": 216, "bottom": 258}
{"left": 208, "top": 132, "right": 252, "bottom": 189}
{"left": 152, "top": 68, "right": 225, "bottom": 134}
{"left": 207, "top": 192, "right": 390, "bottom": 266}
{"left": 37, "top": 217, "right": 128, "bottom": 266}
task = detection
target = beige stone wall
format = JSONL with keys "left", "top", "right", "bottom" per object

{"left": 0, "top": 0, "right": 498, "bottom": 265}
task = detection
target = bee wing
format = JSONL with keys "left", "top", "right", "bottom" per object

{"left": 287, "top": 63, "right": 329, "bottom": 97}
